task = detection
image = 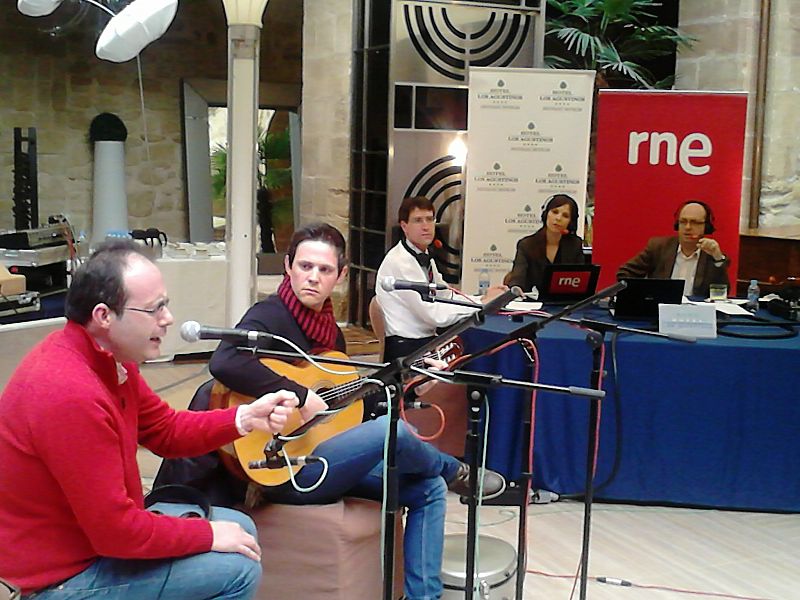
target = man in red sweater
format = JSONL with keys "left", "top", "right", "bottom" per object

{"left": 0, "top": 240, "right": 301, "bottom": 599}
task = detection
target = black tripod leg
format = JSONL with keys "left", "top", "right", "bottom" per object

{"left": 382, "top": 381, "right": 402, "bottom": 600}
{"left": 579, "top": 330, "right": 604, "bottom": 599}
{"left": 463, "top": 385, "right": 488, "bottom": 600}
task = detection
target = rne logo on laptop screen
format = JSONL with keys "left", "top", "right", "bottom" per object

{"left": 549, "top": 271, "right": 590, "bottom": 294}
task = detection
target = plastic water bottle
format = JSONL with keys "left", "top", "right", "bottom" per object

{"left": 477, "top": 268, "right": 490, "bottom": 296}
{"left": 746, "top": 279, "right": 760, "bottom": 312}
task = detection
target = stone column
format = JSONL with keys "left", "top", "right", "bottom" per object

{"left": 302, "top": 0, "right": 354, "bottom": 319}
{"left": 676, "top": 0, "right": 760, "bottom": 228}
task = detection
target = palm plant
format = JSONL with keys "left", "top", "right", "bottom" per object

{"left": 545, "top": 0, "right": 695, "bottom": 89}
{"left": 210, "top": 125, "right": 294, "bottom": 252}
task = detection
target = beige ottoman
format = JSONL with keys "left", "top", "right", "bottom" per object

{"left": 247, "top": 498, "right": 404, "bottom": 599}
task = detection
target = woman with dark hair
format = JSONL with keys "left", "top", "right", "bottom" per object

{"left": 503, "top": 194, "right": 586, "bottom": 292}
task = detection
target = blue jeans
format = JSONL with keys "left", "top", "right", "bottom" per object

{"left": 265, "top": 415, "right": 462, "bottom": 600}
{"left": 26, "top": 504, "right": 261, "bottom": 600}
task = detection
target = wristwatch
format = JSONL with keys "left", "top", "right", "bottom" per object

{"left": 713, "top": 255, "right": 727, "bottom": 267}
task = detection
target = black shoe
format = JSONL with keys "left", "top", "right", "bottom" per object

{"left": 447, "top": 462, "right": 506, "bottom": 500}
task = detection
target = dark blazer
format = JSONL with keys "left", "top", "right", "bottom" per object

{"left": 616, "top": 235, "right": 730, "bottom": 297}
{"left": 504, "top": 229, "right": 585, "bottom": 292}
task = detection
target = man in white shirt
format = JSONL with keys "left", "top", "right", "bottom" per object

{"left": 616, "top": 200, "right": 730, "bottom": 297}
{"left": 376, "top": 196, "right": 506, "bottom": 360}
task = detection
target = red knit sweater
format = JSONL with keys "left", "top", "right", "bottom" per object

{"left": 0, "top": 322, "right": 240, "bottom": 593}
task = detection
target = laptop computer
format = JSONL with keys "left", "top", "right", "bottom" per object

{"left": 612, "top": 278, "right": 684, "bottom": 320}
{"left": 537, "top": 264, "right": 601, "bottom": 304}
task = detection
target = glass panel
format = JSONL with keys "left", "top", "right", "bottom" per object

{"left": 351, "top": 152, "right": 364, "bottom": 191}
{"left": 415, "top": 86, "right": 468, "bottom": 131}
{"left": 394, "top": 85, "right": 413, "bottom": 129}
{"left": 365, "top": 48, "right": 389, "bottom": 151}
{"left": 364, "top": 231, "right": 385, "bottom": 270}
{"left": 351, "top": 190, "right": 363, "bottom": 228}
{"left": 365, "top": 153, "right": 387, "bottom": 192}
{"left": 368, "top": 0, "right": 390, "bottom": 47}
{"left": 208, "top": 108, "right": 297, "bottom": 253}
{"left": 364, "top": 191, "right": 387, "bottom": 231}
{"left": 350, "top": 228, "right": 362, "bottom": 266}
{"left": 352, "top": 52, "right": 365, "bottom": 148}
{"left": 348, "top": 266, "right": 361, "bottom": 322}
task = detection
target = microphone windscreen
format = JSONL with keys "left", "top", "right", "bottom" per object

{"left": 432, "top": 239, "right": 443, "bottom": 249}
{"left": 180, "top": 320, "right": 201, "bottom": 343}
{"left": 379, "top": 276, "right": 396, "bottom": 292}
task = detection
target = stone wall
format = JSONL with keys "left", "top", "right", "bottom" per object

{"left": 301, "top": 0, "right": 354, "bottom": 320}
{"left": 0, "top": 0, "right": 302, "bottom": 240}
{"left": 676, "top": 0, "right": 800, "bottom": 228}
{"left": 759, "top": 0, "right": 800, "bottom": 226}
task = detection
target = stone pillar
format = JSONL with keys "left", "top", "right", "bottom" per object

{"left": 301, "top": 0, "right": 354, "bottom": 319}
{"left": 757, "top": 0, "right": 800, "bottom": 226}
{"left": 677, "top": 0, "right": 800, "bottom": 228}
{"left": 675, "top": 0, "right": 760, "bottom": 229}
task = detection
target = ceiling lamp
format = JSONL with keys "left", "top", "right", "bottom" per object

{"left": 17, "top": 0, "right": 178, "bottom": 62}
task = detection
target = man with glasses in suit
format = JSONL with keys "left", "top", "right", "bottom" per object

{"left": 617, "top": 200, "right": 730, "bottom": 297}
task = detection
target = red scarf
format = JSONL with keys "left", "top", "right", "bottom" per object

{"left": 277, "top": 275, "right": 339, "bottom": 351}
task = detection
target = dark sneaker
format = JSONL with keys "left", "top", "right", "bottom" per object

{"left": 447, "top": 462, "right": 506, "bottom": 500}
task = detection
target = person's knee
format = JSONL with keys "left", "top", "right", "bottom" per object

{"left": 238, "top": 556, "right": 262, "bottom": 597}
{"left": 220, "top": 553, "right": 262, "bottom": 599}
{"left": 212, "top": 506, "right": 258, "bottom": 537}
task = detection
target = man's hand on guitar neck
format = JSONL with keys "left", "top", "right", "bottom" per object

{"left": 237, "top": 390, "right": 300, "bottom": 435}
{"left": 298, "top": 390, "right": 329, "bottom": 423}
{"left": 411, "top": 356, "right": 447, "bottom": 397}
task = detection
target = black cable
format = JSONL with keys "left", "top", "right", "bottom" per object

{"left": 558, "top": 331, "right": 623, "bottom": 501}
{"left": 716, "top": 313, "right": 798, "bottom": 340}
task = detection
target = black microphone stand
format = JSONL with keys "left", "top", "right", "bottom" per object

{"left": 462, "top": 281, "right": 700, "bottom": 600}
{"left": 460, "top": 281, "right": 626, "bottom": 600}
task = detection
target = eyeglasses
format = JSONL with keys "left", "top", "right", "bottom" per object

{"left": 678, "top": 219, "right": 706, "bottom": 227}
{"left": 124, "top": 298, "right": 170, "bottom": 317}
{"left": 409, "top": 215, "right": 435, "bottom": 225}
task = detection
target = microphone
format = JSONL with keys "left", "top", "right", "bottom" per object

{"left": 248, "top": 455, "right": 322, "bottom": 470}
{"left": 432, "top": 239, "right": 443, "bottom": 249}
{"left": 481, "top": 286, "right": 525, "bottom": 315}
{"left": 180, "top": 321, "right": 273, "bottom": 345}
{"left": 380, "top": 276, "right": 447, "bottom": 294}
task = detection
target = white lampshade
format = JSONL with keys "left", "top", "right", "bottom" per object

{"left": 95, "top": 0, "right": 178, "bottom": 63}
{"left": 221, "top": 0, "right": 269, "bottom": 26}
{"left": 17, "top": 0, "right": 63, "bottom": 17}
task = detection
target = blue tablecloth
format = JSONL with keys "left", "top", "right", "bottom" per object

{"left": 461, "top": 309, "right": 800, "bottom": 512}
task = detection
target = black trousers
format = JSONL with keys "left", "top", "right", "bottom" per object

{"left": 383, "top": 335, "right": 436, "bottom": 362}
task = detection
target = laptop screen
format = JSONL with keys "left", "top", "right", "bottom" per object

{"left": 613, "top": 278, "right": 684, "bottom": 320}
{"left": 539, "top": 264, "right": 601, "bottom": 302}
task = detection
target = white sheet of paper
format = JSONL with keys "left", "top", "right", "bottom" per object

{"left": 687, "top": 299, "right": 752, "bottom": 316}
{"left": 505, "top": 300, "right": 544, "bottom": 312}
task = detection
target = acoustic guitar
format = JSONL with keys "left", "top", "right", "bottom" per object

{"left": 210, "top": 339, "right": 463, "bottom": 487}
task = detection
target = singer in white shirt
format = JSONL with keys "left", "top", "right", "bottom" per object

{"left": 376, "top": 196, "right": 506, "bottom": 360}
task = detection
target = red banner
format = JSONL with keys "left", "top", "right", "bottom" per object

{"left": 593, "top": 91, "right": 747, "bottom": 292}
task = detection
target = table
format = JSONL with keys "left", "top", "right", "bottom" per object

{"left": 156, "top": 256, "right": 227, "bottom": 358}
{"left": 461, "top": 309, "right": 800, "bottom": 512}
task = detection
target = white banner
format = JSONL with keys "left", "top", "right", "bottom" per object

{"left": 461, "top": 67, "right": 595, "bottom": 293}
